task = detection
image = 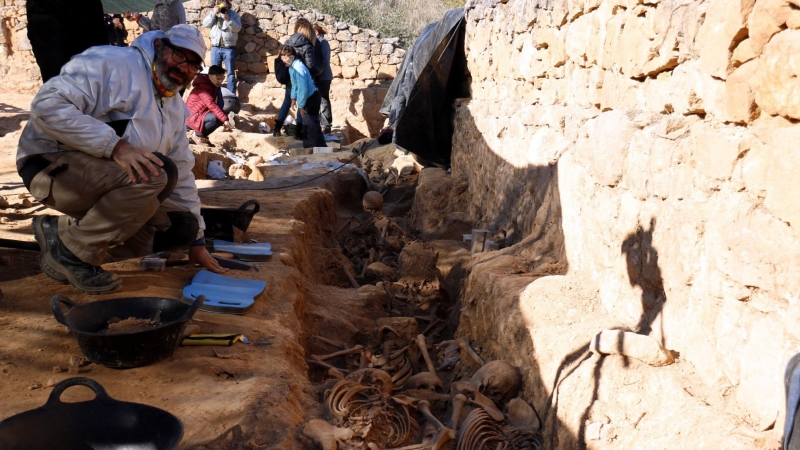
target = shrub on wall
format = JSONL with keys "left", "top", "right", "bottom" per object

{"left": 288, "top": 0, "right": 463, "bottom": 46}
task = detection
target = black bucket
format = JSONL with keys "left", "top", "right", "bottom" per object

{"left": 0, "top": 377, "right": 183, "bottom": 449}
{"left": 51, "top": 295, "right": 205, "bottom": 369}
{"left": 200, "top": 200, "right": 260, "bottom": 241}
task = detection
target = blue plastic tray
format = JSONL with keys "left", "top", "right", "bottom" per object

{"left": 212, "top": 240, "right": 273, "bottom": 261}
{"left": 182, "top": 271, "right": 266, "bottom": 314}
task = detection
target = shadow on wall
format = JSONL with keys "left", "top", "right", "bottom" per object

{"left": 451, "top": 104, "right": 577, "bottom": 447}
{"left": 621, "top": 218, "right": 667, "bottom": 345}
{"left": 454, "top": 104, "right": 673, "bottom": 447}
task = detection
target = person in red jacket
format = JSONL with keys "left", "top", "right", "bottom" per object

{"left": 185, "top": 65, "right": 231, "bottom": 146}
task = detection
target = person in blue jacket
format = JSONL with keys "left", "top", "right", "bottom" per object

{"left": 280, "top": 45, "right": 326, "bottom": 148}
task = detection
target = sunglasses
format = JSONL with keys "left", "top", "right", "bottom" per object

{"left": 162, "top": 40, "right": 203, "bottom": 74}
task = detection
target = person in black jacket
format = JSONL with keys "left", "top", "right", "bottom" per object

{"left": 274, "top": 18, "right": 319, "bottom": 138}
{"left": 313, "top": 23, "right": 333, "bottom": 133}
{"left": 26, "top": 0, "right": 109, "bottom": 82}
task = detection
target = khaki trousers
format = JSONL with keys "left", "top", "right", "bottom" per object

{"left": 29, "top": 151, "right": 171, "bottom": 265}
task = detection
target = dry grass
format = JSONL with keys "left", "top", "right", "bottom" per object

{"left": 289, "top": 0, "right": 463, "bottom": 46}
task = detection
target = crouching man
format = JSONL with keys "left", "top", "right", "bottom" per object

{"left": 17, "top": 24, "right": 226, "bottom": 294}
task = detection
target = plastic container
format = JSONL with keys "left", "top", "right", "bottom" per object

{"left": 200, "top": 199, "right": 260, "bottom": 242}
{"left": 471, "top": 229, "right": 491, "bottom": 253}
{"left": 141, "top": 258, "right": 166, "bottom": 272}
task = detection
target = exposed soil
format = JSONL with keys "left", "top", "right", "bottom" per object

{"left": 102, "top": 317, "right": 162, "bottom": 334}
{"left": 0, "top": 86, "right": 770, "bottom": 450}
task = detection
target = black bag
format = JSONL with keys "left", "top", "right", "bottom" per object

{"left": 274, "top": 58, "right": 290, "bottom": 85}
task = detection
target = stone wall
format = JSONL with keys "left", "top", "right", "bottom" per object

{"left": 0, "top": 3, "right": 42, "bottom": 92}
{"left": 451, "top": 0, "right": 800, "bottom": 445}
{"left": 0, "top": 0, "right": 403, "bottom": 140}
{"left": 182, "top": 0, "right": 405, "bottom": 81}
{"left": 135, "top": 0, "right": 405, "bottom": 140}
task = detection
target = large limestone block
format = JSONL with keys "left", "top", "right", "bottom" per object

{"left": 607, "top": 2, "right": 702, "bottom": 78}
{"left": 338, "top": 51, "right": 359, "bottom": 67}
{"left": 724, "top": 60, "right": 760, "bottom": 123}
{"left": 356, "top": 40, "right": 370, "bottom": 54}
{"left": 754, "top": 30, "right": 800, "bottom": 119}
{"left": 748, "top": 0, "right": 800, "bottom": 55}
{"left": 247, "top": 61, "right": 267, "bottom": 73}
{"left": 357, "top": 60, "right": 376, "bottom": 79}
{"left": 731, "top": 38, "right": 757, "bottom": 66}
{"left": 668, "top": 61, "right": 726, "bottom": 117}
{"left": 758, "top": 127, "right": 800, "bottom": 230}
{"left": 688, "top": 122, "right": 752, "bottom": 181}
{"left": 564, "top": 10, "right": 600, "bottom": 68}
{"left": 598, "top": 68, "right": 639, "bottom": 111}
{"left": 696, "top": 0, "right": 754, "bottom": 79}
{"left": 734, "top": 314, "right": 786, "bottom": 427}
{"left": 336, "top": 30, "right": 352, "bottom": 42}
{"left": 341, "top": 65, "right": 357, "bottom": 79}
{"left": 377, "top": 64, "right": 397, "bottom": 79}
{"left": 578, "top": 111, "right": 636, "bottom": 187}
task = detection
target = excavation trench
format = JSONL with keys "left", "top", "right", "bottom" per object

{"left": 284, "top": 155, "right": 543, "bottom": 450}
{"left": 0, "top": 156, "right": 542, "bottom": 450}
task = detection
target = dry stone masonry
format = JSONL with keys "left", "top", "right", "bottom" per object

{"left": 449, "top": 0, "right": 800, "bottom": 447}
{"left": 181, "top": 0, "right": 407, "bottom": 141}
{"left": 0, "top": 0, "right": 405, "bottom": 141}
{"left": 183, "top": 0, "right": 406, "bottom": 81}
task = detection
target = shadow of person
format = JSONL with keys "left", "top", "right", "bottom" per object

{"left": 620, "top": 217, "right": 666, "bottom": 344}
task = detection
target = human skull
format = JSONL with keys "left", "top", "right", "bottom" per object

{"left": 362, "top": 191, "right": 384, "bottom": 212}
{"left": 468, "top": 360, "right": 522, "bottom": 406}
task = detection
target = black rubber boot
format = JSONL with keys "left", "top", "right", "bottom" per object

{"left": 294, "top": 122, "right": 303, "bottom": 140}
{"left": 273, "top": 120, "right": 283, "bottom": 137}
{"left": 38, "top": 219, "right": 122, "bottom": 294}
{"left": 31, "top": 215, "right": 67, "bottom": 283}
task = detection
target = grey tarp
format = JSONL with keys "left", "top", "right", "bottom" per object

{"left": 101, "top": 0, "right": 190, "bottom": 14}
{"left": 379, "top": 8, "right": 470, "bottom": 167}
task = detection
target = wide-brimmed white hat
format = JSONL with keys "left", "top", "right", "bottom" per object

{"left": 164, "top": 24, "right": 207, "bottom": 60}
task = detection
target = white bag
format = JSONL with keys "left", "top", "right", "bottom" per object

{"left": 207, "top": 160, "right": 226, "bottom": 179}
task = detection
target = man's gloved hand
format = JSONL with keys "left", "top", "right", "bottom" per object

{"left": 188, "top": 245, "right": 228, "bottom": 274}
{"left": 111, "top": 139, "right": 164, "bottom": 183}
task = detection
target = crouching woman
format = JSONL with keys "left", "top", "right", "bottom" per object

{"left": 280, "top": 45, "right": 325, "bottom": 148}
{"left": 185, "top": 64, "right": 232, "bottom": 146}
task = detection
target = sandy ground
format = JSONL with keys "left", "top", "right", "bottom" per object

{"left": 0, "top": 93, "right": 39, "bottom": 243}
{"left": 0, "top": 91, "right": 380, "bottom": 448}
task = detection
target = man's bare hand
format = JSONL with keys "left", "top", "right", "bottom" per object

{"left": 188, "top": 245, "right": 228, "bottom": 274}
{"left": 298, "top": 107, "right": 307, "bottom": 119}
{"left": 223, "top": 121, "right": 233, "bottom": 132}
{"left": 111, "top": 140, "right": 163, "bottom": 183}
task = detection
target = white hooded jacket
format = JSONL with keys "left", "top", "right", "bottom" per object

{"left": 16, "top": 30, "right": 205, "bottom": 236}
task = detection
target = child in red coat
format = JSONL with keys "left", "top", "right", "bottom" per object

{"left": 185, "top": 65, "right": 231, "bottom": 146}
